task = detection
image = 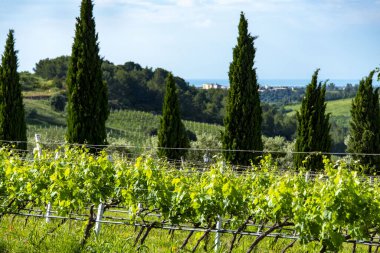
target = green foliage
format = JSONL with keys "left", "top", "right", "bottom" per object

{"left": 157, "top": 73, "right": 190, "bottom": 160}
{"left": 294, "top": 69, "right": 331, "bottom": 170}
{"left": 102, "top": 60, "right": 228, "bottom": 124}
{"left": 66, "top": 0, "right": 109, "bottom": 147}
{"left": 33, "top": 55, "right": 70, "bottom": 80}
{"left": 347, "top": 70, "right": 380, "bottom": 173}
{"left": 0, "top": 148, "right": 380, "bottom": 252}
{"left": 25, "top": 108, "right": 38, "bottom": 121}
{"left": 52, "top": 77, "right": 64, "bottom": 89}
{"left": 260, "top": 81, "right": 357, "bottom": 105}
{"left": 286, "top": 97, "right": 353, "bottom": 118}
{"left": 29, "top": 55, "right": 228, "bottom": 125}
{"left": 262, "top": 103, "right": 296, "bottom": 140}
{"left": 187, "top": 132, "right": 222, "bottom": 162}
{"left": 186, "top": 129, "right": 197, "bottom": 141}
{"left": 259, "top": 86, "right": 305, "bottom": 104}
{"left": 0, "top": 146, "right": 115, "bottom": 216}
{"left": 286, "top": 98, "right": 353, "bottom": 153}
{"left": 263, "top": 136, "right": 294, "bottom": 168}
{"left": 19, "top": 71, "right": 49, "bottom": 91}
{"left": 24, "top": 98, "right": 66, "bottom": 126}
{"left": 222, "top": 12, "right": 263, "bottom": 166}
{"left": 50, "top": 93, "right": 66, "bottom": 112}
{"left": 22, "top": 96, "right": 223, "bottom": 152}
{"left": 0, "top": 30, "right": 27, "bottom": 151}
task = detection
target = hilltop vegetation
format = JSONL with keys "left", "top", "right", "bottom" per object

{"left": 23, "top": 56, "right": 298, "bottom": 139}
{"left": 32, "top": 56, "right": 227, "bottom": 124}
{"left": 20, "top": 56, "right": 361, "bottom": 153}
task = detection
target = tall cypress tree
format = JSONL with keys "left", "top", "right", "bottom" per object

{"left": 66, "top": 0, "right": 108, "bottom": 147}
{"left": 0, "top": 30, "right": 27, "bottom": 151}
{"left": 157, "top": 73, "right": 190, "bottom": 160}
{"left": 294, "top": 69, "right": 331, "bottom": 170}
{"left": 222, "top": 12, "right": 262, "bottom": 166}
{"left": 347, "top": 71, "right": 380, "bottom": 173}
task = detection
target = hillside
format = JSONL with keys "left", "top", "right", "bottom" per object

{"left": 24, "top": 98, "right": 223, "bottom": 150}
{"left": 284, "top": 98, "right": 352, "bottom": 118}
{"left": 23, "top": 56, "right": 304, "bottom": 142}
{"left": 21, "top": 56, "right": 361, "bottom": 153}
{"left": 31, "top": 57, "right": 227, "bottom": 125}
{"left": 284, "top": 98, "right": 352, "bottom": 152}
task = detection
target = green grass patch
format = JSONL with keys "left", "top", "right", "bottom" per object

{"left": 284, "top": 98, "right": 352, "bottom": 130}
{"left": 0, "top": 215, "right": 367, "bottom": 253}
{"left": 24, "top": 99, "right": 66, "bottom": 126}
{"left": 285, "top": 98, "right": 352, "bottom": 117}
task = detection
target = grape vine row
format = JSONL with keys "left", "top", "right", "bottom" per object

{"left": 1, "top": 146, "right": 380, "bottom": 252}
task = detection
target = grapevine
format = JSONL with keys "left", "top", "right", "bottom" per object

{"left": 0, "top": 146, "right": 380, "bottom": 252}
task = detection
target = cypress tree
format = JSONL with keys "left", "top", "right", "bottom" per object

{"left": 66, "top": 0, "right": 108, "bottom": 147}
{"left": 222, "top": 12, "right": 263, "bottom": 166}
{"left": 157, "top": 73, "right": 190, "bottom": 160}
{"left": 294, "top": 69, "right": 331, "bottom": 170}
{"left": 347, "top": 71, "right": 380, "bottom": 173}
{"left": 0, "top": 30, "right": 27, "bottom": 151}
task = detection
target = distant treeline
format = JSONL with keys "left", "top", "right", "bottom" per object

{"left": 32, "top": 56, "right": 226, "bottom": 124}
{"left": 21, "top": 56, "right": 359, "bottom": 150}
{"left": 259, "top": 83, "right": 359, "bottom": 104}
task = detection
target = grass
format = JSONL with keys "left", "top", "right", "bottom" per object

{"left": 284, "top": 98, "right": 352, "bottom": 118}
{"left": 284, "top": 98, "right": 352, "bottom": 131}
{"left": 23, "top": 89, "right": 60, "bottom": 98}
{"left": 324, "top": 98, "right": 352, "bottom": 117}
{"left": 0, "top": 215, "right": 369, "bottom": 253}
{"left": 24, "top": 99, "right": 66, "bottom": 126}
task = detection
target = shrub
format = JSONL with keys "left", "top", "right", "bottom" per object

{"left": 50, "top": 94, "right": 66, "bottom": 112}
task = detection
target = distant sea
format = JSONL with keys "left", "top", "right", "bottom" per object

{"left": 186, "top": 78, "right": 380, "bottom": 87}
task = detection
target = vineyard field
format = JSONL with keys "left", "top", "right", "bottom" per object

{"left": 24, "top": 98, "right": 223, "bottom": 151}
{"left": 1, "top": 147, "right": 380, "bottom": 252}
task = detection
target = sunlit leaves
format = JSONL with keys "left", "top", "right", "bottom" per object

{"left": 0, "top": 149, "right": 379, "bottom": 251}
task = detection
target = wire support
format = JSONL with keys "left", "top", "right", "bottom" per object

{"left": 2, "top": 138, "right": 380, "bottom": 157}
{"left": 8, "top": 211, "right": 380, "bottom": 247}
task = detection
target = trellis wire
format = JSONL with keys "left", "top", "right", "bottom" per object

{"left": 3, "top": 138, "right": 380, "bottom": 157}
{"left": 9, "top": 206, "right": 380, "bottom": 249}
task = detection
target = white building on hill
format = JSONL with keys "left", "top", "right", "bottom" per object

{"left": 202, "top": 83, "right": 227, "bottom": 90}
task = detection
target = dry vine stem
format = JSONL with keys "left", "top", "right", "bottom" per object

{"left": 180, "top": 230, "right": 194, "bottom": 250}
{"left": 80, "top": 205, "right": 95, "bottom": 248}
{"left": 281, "top": 239, "right": 297, "bottom": 253}
{"left": 229, "top": 215, "right": 252, "bottom": 253}
{"left": 192, "top": 229, "right": 211, "bottom": 253}
{"left": 246, "top": 219, "right": 294, "bottom": 253}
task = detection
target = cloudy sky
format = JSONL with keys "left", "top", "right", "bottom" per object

{"left": 0, "top": 0, "right": 379, "bottom": 80}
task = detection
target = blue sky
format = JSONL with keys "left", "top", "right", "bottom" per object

{"left": 0, "top": 0, "right": 379, "bottom": 80}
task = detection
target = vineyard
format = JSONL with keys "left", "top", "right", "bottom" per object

{"left": 1, "top": 144, "right": 380, "bottom": 252}
{"left": 24, "top": 97, "right": 223, "bottom": 152}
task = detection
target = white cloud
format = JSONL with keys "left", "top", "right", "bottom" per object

{"left": 177, "top": 0, "right": 195, "bottom": 7}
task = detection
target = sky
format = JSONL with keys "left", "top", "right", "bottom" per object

{"left": 0, "top": 0, "right": 379, "bottom": 80}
